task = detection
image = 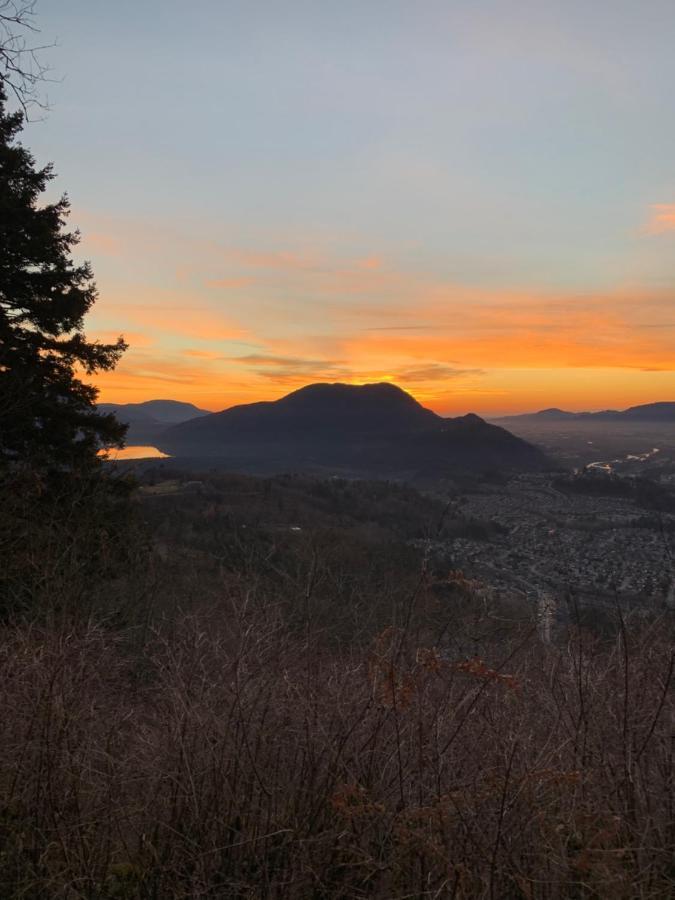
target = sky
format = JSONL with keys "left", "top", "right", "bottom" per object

{"left": 20, "top": 0, "right": 675, "bottom": 414}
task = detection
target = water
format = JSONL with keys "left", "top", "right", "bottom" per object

{"left": 586, "top": 448, "right": 660, "bottom": 474}
{"left": 100, "top": 445, "right": 170, "bottom": 460}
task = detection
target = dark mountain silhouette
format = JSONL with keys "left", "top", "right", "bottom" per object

{"left": 156, "top": 382, "right": 547, "bottom": 477}
{"left": 495, "top": 401, "right": 675, "bottom": 425}
{"left": 620, "top": 402, "right": 675, "bottom": 422}
{"left": 98, "top": 400, "right": 209, "bottom": 443}
{"left": 514, "top": 408, "right": 580, "bottom": 421}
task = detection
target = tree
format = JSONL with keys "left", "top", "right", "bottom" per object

{"left": 0, "top": 83, "right": 127, "bottom": 472}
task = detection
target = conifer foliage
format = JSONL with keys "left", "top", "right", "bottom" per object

{"left": 0, "top": 85, "right": 127, "bottom": 470}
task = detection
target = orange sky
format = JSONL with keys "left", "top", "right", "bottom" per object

{"left": 82, "top": 214, "right": 675, "bottom": 416}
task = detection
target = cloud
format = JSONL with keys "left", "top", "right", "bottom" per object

{"left": 221, "top": 354, "right": 486, "bottom": 391}
{"left": 128, "top": 308, "right": 246, "bottom": 342}
{"left": 183, "top": 349, "right": 226, "bottom": 360}
{"left": 337, "top": 289, "right": 675, "bottom": 372}
{"left": 230, "top": 353, "right": 342, "bottom": 367}
{"left": 228, "top": 353, "right": 350, "bottom": 384}
{"left": 356, "top": 256, "right": 383, "bottom": 271}
{"left": 76, "top": 213, "right": 675, "bottom": 413}
{"left": 396, "top": 365, "right": 485, "bottom": 383}
{"left": 89, "top": 329, "right": 154, "bottom": 349}
{"left": 364, "top": 325, "right": 431, "bottom": 332}
{"left": 99, "top": 292, "right": 248, "bottom": 343}
{"left": 204, "top": 277, "right": 255, "bottom": 289}
{"left": 642, "top": 204, "right": 675, "bottom": 235}
{"left": 226, "top": 249, "right": 321, "bottom": 272}
{"left": 83, "top": 232, "right": 122, "bottom": 256}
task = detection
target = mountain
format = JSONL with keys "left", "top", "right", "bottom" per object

{"left": 507, "top": 408, "right": 580, "bottom": 422}
{"left": 98, "top": 399, "right": 209, "bottom": 442}
{"left": 495, "top": 401, "right": 675, "bottom": 425}
{"left": 620, "top": 402, "right": 675, "bottom": 422}
{"left": 98, "top": 399, "right": 210, "bottom": 425}
{"left": 156, "top": 382, "right": 548, "bottom": 477}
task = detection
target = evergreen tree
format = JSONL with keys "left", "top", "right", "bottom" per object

{"left": 0, "top": 84, "right": 127, "bottom": 471}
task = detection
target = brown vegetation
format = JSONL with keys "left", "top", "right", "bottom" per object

{"left": 0, "top": 471, "right": 673, "bottom": 897}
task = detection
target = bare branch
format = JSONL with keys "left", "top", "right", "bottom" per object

{"left": 0, "top": 1, "right": 56, "bottom": 116}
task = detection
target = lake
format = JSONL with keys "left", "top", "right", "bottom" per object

{"left": 100, "top": 446, "right": 171, "bottom": 460}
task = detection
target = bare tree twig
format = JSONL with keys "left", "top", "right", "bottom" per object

{"left": 0, "top": 1, "right": 56, "bottom": 115}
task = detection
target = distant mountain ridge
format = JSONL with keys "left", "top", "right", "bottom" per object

{"left": 155, "top": 382, "right": 548, "bottom": 477}
{"left": 495, "top": 402, "right": 675, "bottom": 424}
{"left": 98, "top": 399, "right": 209, "bottom": 442}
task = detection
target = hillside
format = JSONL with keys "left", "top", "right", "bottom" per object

{"left": 156, "top": 382, "right": 548, "bottom": 476}
{"left": 98, "top": 399, "right": 209, "bottom": 442}
{"left": 496, "top": 401, "right": 675, "bottom": 424}
{"left": 621, "top": 401, "right": 675, "bottom": 421}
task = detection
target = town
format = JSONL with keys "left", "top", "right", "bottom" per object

{"left": 442, "top": 471, "right": 675, "bottom": 614}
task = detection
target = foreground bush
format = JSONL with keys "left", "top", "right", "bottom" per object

{"left": 0, "top": 599, "right": 672, "bottom": 898}
{"left": 0, "top": 469, "right": 145, "bottom": 623}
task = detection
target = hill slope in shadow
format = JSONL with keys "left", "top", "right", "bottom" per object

{"left": 98, "top": 400, "right": 209, "bottom": 443}
{"left": 496, "top": 401, "right": 675, "bottom": 424}
{"left": 157, "top": 383, "right": 548, "bottom": 477}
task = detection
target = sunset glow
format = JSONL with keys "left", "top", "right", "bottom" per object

{"left": 28, "top": 1, "right": 675, "bottom": 416}
{"left": 82, "top": 219, "right": 675, "bottom": 414}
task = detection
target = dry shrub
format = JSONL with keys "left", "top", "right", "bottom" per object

{"left": 0, "top": 599, "right": 673, "bottom": 898}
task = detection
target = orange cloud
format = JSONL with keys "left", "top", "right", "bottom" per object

{"left": 97, "top": 289, "right": 248, "bottom": 342}
{"left": 91, "top": 348, "right": 257, "bottom": 411}
{"left": 396, "top": 365, "right": 484, "bottom": 382}
{"left": 81, "top": 231, "right": 122, "bottom": 256}
{"left": 74, "top": 215, "right": 675, "bottom": 414}
{"left": 642, "top": 204, "right": 675, "bottom": 235}
{"left": 224, "top": 352, "right": 349, "bottom": 384}
{"left": 89, "top": 329, "right": 154, "bottom": 348}
{"left": 341, "top": 310, "right": 675, "bottom": 371}
{"left": 204, "top": 277, "right": 255, "bottom": 289}
{"left": 92, "top": 346, "right": 675, "bottom": 415}
{"left": 356, "top": 256, "right": 383, "bottom": 270}
{"left": 227, "top": 248, "right": 320, "bottom": 271}
{"left": 127, "top": 308, "right": 246, "bottom": 342}
{"left": 183, "top": 349, "right": 226, "bottom": 360}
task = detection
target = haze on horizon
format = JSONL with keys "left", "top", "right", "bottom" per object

{"left": 26, "top": 0, "right": 675, "bottom": 416}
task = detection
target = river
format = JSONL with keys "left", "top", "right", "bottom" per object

{"left": 586, "top": 447, "right": 660, "bottom": 474}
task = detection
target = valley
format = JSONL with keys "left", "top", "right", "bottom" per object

{"left": 107, "top": 385, "right": 675, "bottom": 624}
{"left": 437, "top": 471, "right": 675, "bottom": 617}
